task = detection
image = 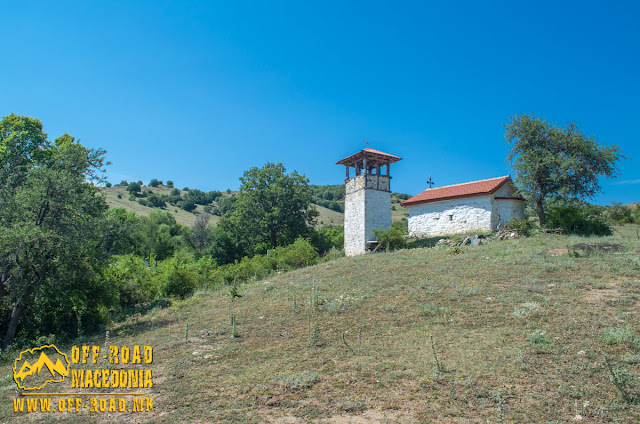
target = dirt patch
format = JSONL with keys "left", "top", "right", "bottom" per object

{"left": 584, "top": 286, "right": 620, "bottom": 305}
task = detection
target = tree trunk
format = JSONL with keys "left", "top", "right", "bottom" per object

{"left": 3, "top": 285, "right": 33, "bottom": 351}
{"left": 536, "top": 197, "right": 546, "bottom": 226}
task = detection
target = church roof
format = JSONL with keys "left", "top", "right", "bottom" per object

{"left": 401, "top": 175, "right": 516, "bottom": 207}
{"left": 336, "top": 148, "right": 402, "bottom": 166}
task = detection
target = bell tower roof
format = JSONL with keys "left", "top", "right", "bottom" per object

{"left": 336, "top": 148, "right": 402, "bottom": 167}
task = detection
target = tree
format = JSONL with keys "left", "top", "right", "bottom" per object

{"left": 219, "top": 162, "right": 318, "bottom": 260}
{"left": 127, "top": 181, "right": 141, "bottom": 194}
{"left": 505, "top": 114, "right": 623, "bottom": 225}
{"left": 166, "top": 180, "right": 174, "bottom": 188}
{"left": 149, "top": 178, "right": 162, "bottom": 187}
{"left": 0, "top": 115, "right": 110, "bottom": 348}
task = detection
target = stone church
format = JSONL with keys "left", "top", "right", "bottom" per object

{"left": 401, "top": 175, "right": 525, "bottom": 237}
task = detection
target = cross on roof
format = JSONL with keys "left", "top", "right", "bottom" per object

{"left": 365, "top": 139, "right": 369, "bottom": 148}
{"left": 426, "top": 176, "right": 435, "bottom": 189}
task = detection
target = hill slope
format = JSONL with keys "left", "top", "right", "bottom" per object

{"left": 100, "top": 184, "right": 408, "bottom": 228}
{"left": 2, "top": 226, "right": 639, "bottom": 422}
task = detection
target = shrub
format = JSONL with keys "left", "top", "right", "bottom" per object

{"left": 274, "top": 238, "right": 319, "bottom": 271}
{"left": 147, "top": 194, "right": 166, "bottom": 208}
{"left": 149, "top": 179, "right": 162, "bottom": 187}
{"left": 373, "top": 223, "right": 406, "bottom": 251}
{"left": 504, "top": 217, "right": 532, "bottom": 236}
{"left": 166, "top": 180, "right": 174, "bottom": 188}
{"left": 605, "top": 202, "right": 635, "bottom": 224}
{"left": 105, "top": 182, "right": 112, "bottom": 188}
{"left": 179, "top": 199, "right": 197, "bottom": 212}
{"left": 127, "top": 181, "right": 141, "bottom": 194}
{"left": 546, "top": 205, "right": 612, "bottom": 236}
{"left": 161, "top": 265, "right": 197, "bottom": 299}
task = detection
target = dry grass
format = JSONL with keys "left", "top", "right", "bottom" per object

{"left": 2, "top": 225, "right": 640, "bottom": 423}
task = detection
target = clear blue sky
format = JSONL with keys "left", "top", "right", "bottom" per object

{"left": 2, "top": 1, "right": 638, "bottom": 204}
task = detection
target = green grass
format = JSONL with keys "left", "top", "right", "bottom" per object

{"left": 2, "top": 225, "right": 640, "bottom": 422}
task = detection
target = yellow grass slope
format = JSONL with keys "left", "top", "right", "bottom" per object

{"left": 3, "top": 227, "right": 639, "bottom": 422}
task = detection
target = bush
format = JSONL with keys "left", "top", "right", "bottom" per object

{"left": 147, "top": 194, "right": 166, "bottom": 208}
{"left": 166, "top": 180, "right": 174, "bottom": 188}
{"left": 127, "top": 181, "right": 141, "bottom": 194}
{"left": 149, "top": 179, "right": 162, "bottom": 187}
{"left": 179, "top": 199, "right": 197, "bottom": 212}
{"left": 504, "top": 217, "right": 532, "bottom": 236}
{"left": 373, "top": 223, "right": 406, "bottom": 251}
{"left": 161, "top": 265, "right": 197, "bottom": 299}
{"left": 546, "top": 205, "right": 612, "bottom": 236}
{"left": 274, "top": 238, "right": 319, "bottom": 271}
{"left": 605, "top": 202, "right": 635, "bottom": 224}
{"left": 105, "top": 182, "right": 112, "bottom": 188}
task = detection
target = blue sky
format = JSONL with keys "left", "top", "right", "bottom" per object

{"left": 2, "top": 1, "right": 638, "bottom": 204}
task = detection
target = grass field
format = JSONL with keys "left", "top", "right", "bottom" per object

{"left": 3, "top": 225, "right": 639, "bottom": 423}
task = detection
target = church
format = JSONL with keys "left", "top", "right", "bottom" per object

{"left": 401, "top": 175, "right": 525, "bottom": 237}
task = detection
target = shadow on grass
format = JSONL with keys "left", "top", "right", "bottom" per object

{"left": 406, "top": 236, "right": 451, "bottom": 249}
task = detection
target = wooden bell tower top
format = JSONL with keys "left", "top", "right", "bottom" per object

{"left": 336, "top": 148, "right": 402, "bottom": 181}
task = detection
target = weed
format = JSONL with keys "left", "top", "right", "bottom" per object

{"left": 275, "top": 371, "right": 319, "bottom": 391}
{"left": 600, "top": 327, "right": 634, "bottom": 346}
{"left": 528, "top": 329, "right": 552, "bottom": 353}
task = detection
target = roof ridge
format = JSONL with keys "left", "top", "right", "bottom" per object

{"left": 423, "top": 175, "right": 510, "bottom": 191}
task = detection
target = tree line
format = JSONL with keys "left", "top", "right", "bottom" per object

{"left": 0, "top": 115, "right": 342, "bottom": 350}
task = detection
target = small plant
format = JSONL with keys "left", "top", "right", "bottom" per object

{"left": 527, "top": 329, "right": 552, "bottom": 353}
{"left": 229, "top": 285, "right": 242, "bottom": 300}
{"left": 602, "top": 351, "right": 639, "bottom": 404}
{"left": 274, "top": 371, "right": 319, "bottom": 391}
{"left": 449, "top": 246, "right": 463, "bottom": 255}
{"left": 600, "top": 326, "right": 634, "bottom": 346}
{"left": 430, "top": 335, "right": 446, "bottom": 373}
{"left": 231, "top": 314, "right": 238, "bottom": 338}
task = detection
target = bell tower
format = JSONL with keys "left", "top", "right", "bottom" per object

{"left": 336, "top": 148, "right": 402, "bottom": 256}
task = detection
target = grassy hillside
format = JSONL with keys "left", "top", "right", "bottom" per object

{"left": 3, "top": 226, "right": 640, "bottom": 422}
{"left": 100, "top": 185, "right": 408, "bottom": 228}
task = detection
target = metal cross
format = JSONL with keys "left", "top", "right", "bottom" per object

{"left": 426, "top": 176, "right": 435, "bottom": 188}
{"left": 365, "top": 139, "right": 369, "bottom": 148}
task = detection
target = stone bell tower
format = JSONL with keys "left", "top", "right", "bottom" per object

{"left": 336, "top": 148, "right": 402, "bottom": 256}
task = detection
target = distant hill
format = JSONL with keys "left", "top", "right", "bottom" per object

{"left": 100, "top": 183, "right": 408, "bottom": 227}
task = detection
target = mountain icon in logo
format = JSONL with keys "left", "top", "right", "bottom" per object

{"left": 13, "top": 345, "right": 70, "bottom": 390}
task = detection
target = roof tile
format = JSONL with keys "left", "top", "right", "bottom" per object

{"left": 401, "top": 176, "right": 514, "bottom": 207}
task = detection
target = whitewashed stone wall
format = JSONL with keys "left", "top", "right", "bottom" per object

{"left": 344, "top": 175, "right": 391, "bottom": 256}
{"left": 407, "top": 196, "right": 494, "bottom": 238}
{"left": 492, "top": 199, "right": 525, "bottom": 229}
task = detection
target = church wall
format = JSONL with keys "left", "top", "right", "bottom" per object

{"left": 407, "top": 196, "right": 493, "bottom": 237}
{"left": 492, "top": 198, "right": 525, "bottom": 229}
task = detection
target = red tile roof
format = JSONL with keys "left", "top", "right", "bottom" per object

{"left": 401, "top": 176, "right": 516, "bottom": 207}
{"left": 336, "top": 148, "right": 402, "bottom": 166}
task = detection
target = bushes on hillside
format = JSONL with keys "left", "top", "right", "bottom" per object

{"left": 605, "top": 202, "right": 636, "bottom": 224}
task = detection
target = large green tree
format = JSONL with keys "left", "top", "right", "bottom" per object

{"left": 218, "top": 162, "right": 318, "bottom": 260}
{"left": 0, "top": 115, "right": 110, "bottom": 349}
{"left": 504, "top": 114, "right": 623, "bottom": 225}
